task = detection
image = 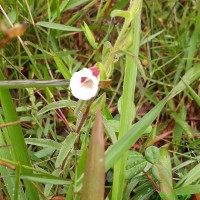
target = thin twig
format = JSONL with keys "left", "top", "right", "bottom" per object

{"left": 143, "top": 170, "right": 160, "bottom": 192}
{"left": 0, "top": 120, "right": 24, "bottom": 128}
{"left": 77, "top": 99, "right": 93, "bottom": 147}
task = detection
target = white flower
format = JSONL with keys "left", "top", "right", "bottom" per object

{"left": 70, "top": 67, "right": 100, "bottom": 100}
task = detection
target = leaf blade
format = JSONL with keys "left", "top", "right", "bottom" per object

{"left": 81, "top": 109, "right": 105, "bottom": 200}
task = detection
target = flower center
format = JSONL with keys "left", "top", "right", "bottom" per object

{"left": 81, "top": 77, "right": 94, "bottom": 89}
{"left": 81, "top": 77, "right": 87, "bottom": 83}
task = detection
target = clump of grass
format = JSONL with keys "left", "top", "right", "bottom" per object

{"left": 0, "top": 1, "right": 199, "bottom": 200}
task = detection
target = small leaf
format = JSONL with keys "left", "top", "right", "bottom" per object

{"left": 111, "top": 10, "right": 131, "bottom": 21}
{"left": 126, "top": 151, "right": 147, "bottom": 179}
{"left": 82, "top": 22, "right": 98, "bottom": 49}
{"left": 52, "top": 52, "right": 71, "bottom": 80}
{"left": 101, "top": 41, "right": 115, "bottom": 78}
{"left": 81, "top": 109, "right": 105, "bottom": 200}
{"left": 145, "top": 146, "right": 160, "bottom": 164}
{"left": 103, "top": 118, "right": 117, "bottom": 144}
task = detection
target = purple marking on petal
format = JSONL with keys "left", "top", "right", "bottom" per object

{"left": 81, "top": 77, "right": 87, "bottom": 83}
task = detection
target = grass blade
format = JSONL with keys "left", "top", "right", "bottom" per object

{"left": 55, "top": 133, "right": 77, "bottom": 168}
{"left": 37, "top": 100, "right": 77, "bottom": 115}
{"left": 52, "top": 51, "right": 72, "bottom": 80}
{"left": 182, "top": 79, "right": 200, "bottom": 107}
{"left": 154, "top": 148, "right": 177, "bottom": 199}
{"left": 36, "top": 21, "right": 82, "bottom": 32}
{"left": 20, "top": 174, "right": 71, "bottom": 185}
{"left": 0, "top": 72, "right": 39, "bottom": 199}
{"left": 112, "top": 1, "right": 142, "bottom": 199}
{"left": 175, "top": 185, "right": 200, "bottom": 195}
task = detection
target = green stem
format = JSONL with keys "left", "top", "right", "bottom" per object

{"left": 0, "top": 79, "right": 69, "bottom": 89}
{"left": 112, "top": 1, "right": 142, "bottom": 199}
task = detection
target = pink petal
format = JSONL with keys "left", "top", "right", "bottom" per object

{"left": 89, "top": 66, "right": 99, "bottom": 78}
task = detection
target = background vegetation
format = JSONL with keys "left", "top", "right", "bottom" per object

{"left": 0, "top": 0, "right": 199, "bottom": 199}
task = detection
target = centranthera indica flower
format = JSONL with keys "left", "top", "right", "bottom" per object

{"left": 70, "top": 67, "right": 100, "bottom": 100}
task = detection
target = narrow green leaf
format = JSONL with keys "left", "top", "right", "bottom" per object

{"left": 159, "top": 148, "right": 173, "bottom": 187}
{"left": 140, "top": 29, "right": 165, "bottom": 46}
{"left": 82, "top": 22, "right": 98, "bottom": 49}
{"left": 175, "top": 185, "right": 200, "bottom": 195}
{"left": 55, "top": 133, "right": 77, "bottom": 168}
{"left": 0, "top": 128, "right": 23, "bottom": 199}
{"left": 66, "top": 184, "right": 74, "bottom": 200}
{"left": 21, "top": 174, "right": 71, "bottom": 185}
{"left": 132, "top": 182, "right": 155, "bottom": 200}
{"left": 123, "top": 178, "right": 139, "bottom": 199}
{"left": 112, "top": 1, "right": 142, "bottom": 199}
{"left": 44, "top": 169, "right": 61, "bottom": 196}
{"left": 34, "top": 147, "right": 55, "bottom": 158}
{"left": 74, "top": 147, "right": 87, "bottom": 196}
{"left": 81, "top": 109, "right": 105, "bottom": 200}
{"left": 14, "top": 164, "right": 21, "bottom": 200}
{"left": 65, "top": 0, "right": 91, "bottom": 10}
{"left": 171, "top": 112, "right": 194, "bottom": 138}
{"left": 36, "top": 21, "right": 82, "bottom": 32}
{"left": 37, "top": 100, "right": 77, "bottom": 115}
{"left": 153, "top": 164, "right": 178, "bottom": 200}
{"left": 177, "top": 163, "right": 200, "bottom": 187}
{"left": 52, "top": 52, "right": 72, "bottom": 80}
{"left": 0, "top": 72, "right": 39, "bottom": 199}
{"left": 182, "top": 79, "right": 200, "bottom": 106}
{"left": 153, "top": 148, "right": 177, "bottom": 199}
{"left": 25, "top": 138, "right": 61, "bottom": 149}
